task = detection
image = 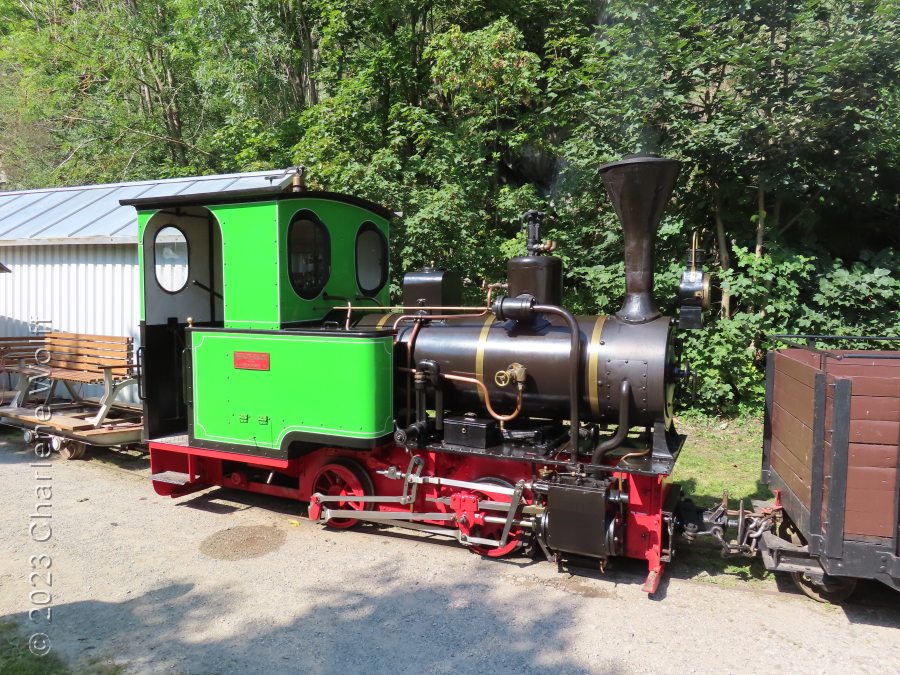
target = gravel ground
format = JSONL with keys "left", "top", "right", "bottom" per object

{"left": 1, "top": 429, "right": 899, "bottom": 674}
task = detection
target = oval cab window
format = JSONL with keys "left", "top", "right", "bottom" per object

{"left": 356, "top": 222, "right": 387, "bottom": 296}
{"left": 154, "top": 226, "right": 189, "bottom": 293}
{"left": 288, "top": 213, "right": 331, "bottom": 299}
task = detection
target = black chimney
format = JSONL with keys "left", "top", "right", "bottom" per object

{"left": 600, "top": 154, "right": 680, "bottom": 324}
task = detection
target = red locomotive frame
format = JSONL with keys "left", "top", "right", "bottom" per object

{"left": 149, "top": 439, "right": 676, "bottom": 593}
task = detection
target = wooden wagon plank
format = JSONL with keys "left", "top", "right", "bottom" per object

{"left": 771, "top": 439, "right": 812, "bottom": 500}
{"left": 845, "top": 507, "right": 894, "bottom": 538}
{"left": 847, "top": 419, "right": 900, "bottom": 445}
{"left": 826, "top": 375, "right": 900, "bottom": 397}
{"left": 774, "top": 351, "right": 818, "bottom": 387}
{"left": 846, "top": 465, "right": 897, "bottom": 491}
{"left": 849, "top": 395, "right": 900, "bottom": 422}
{"left": 771, "top": 402, "right": 814, "bottom": 466}
{"left": 849, "top": 442, "right": 899, "bottom": 469}
{"left": 771, "top": 436, "right": 812, "bottom": 481}
{"left": 826, "top": 361, "right": 900, "bottom": 376}
{"left": 772, "top": 370, "right": 815, "bottom": 427}
{"left": 0, "top": 407, "right": 94, "bottom": 430}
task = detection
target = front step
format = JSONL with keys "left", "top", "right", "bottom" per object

{"left": 151, "top": 471, "right": 193, "bottom": 486}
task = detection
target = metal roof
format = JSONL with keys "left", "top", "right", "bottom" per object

{"left": 0, "top": 168, "right": 296, "bottom": 247}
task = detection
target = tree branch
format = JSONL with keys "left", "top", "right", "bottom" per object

{"left": 59, "top": 115, "right": 212, "bottom": 156}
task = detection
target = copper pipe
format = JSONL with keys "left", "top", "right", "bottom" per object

{"left": 484, "top": 282, "right": 507, "bottom": 308}
{"left": 617, "top": 446, "right": 651, "bottom": 466}
{"left": 405, "top": 319, "right": 424, "bottom": 427}
{"left": 392, "top": 309, "right": 489, "bottom": 331}
{"left": 441, "top": 373, "right": 524, "bottom": 423}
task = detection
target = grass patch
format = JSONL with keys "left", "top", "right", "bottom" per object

{"left": 669, "top": 414, "right": 776, "bottom": 588}
{"left": 0, "top": 620, "right": 69, "bottom": 675}
{"left": 673, "top": 414, "right": 771, "bottom": 509}
{"left": 0, "top": 620, "right": 124, "bottom": 675}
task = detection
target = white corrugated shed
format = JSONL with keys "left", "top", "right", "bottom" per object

{"left": 0, "top": 169, "right": 295, "bottom": 402}
{"left": 0, "top": 244, "right": 139, "bottom": 337}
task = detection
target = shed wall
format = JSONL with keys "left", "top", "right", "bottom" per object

{"left": 0, "top": 244, "right": 139, "bottom": 402}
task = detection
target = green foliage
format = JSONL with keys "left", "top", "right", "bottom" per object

{"left": 686, "top": 246, "right": 899, "bottom": 413}
{"left": 805, "top": 249, "right": 900, "bottom": 337}
{"left": 1, "top": 0, "right": 897, "bottom": 413}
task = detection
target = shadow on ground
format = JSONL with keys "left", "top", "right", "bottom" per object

{"left": 676, "top": 476, "right": 773, "bottom": 509}
{"left": 85, "top": 446, "right": 149, "bottom": 473}
{"left": 1, "top": 565, "right": 622, "bottom": 674}
{"left": 0, "top": 429, "right": 42, "bottom": 465}
{"left": 2, "top": 427, "right": 897, "bottom": 645}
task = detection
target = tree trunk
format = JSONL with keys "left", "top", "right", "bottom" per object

{"left": 162, "top": 65, "right": 187, "bottom": 166}
{"left": 713, "top": 194, "right": 732, "bottom": 319}
{"left": 755, "top": 184, "right": 766, "bottom": 258}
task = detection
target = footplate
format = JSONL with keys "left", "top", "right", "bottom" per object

{"left": 150, "top": 471, "right": 193, "bottom": 486}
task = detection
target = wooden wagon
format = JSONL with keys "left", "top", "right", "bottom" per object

{"left": 760, "top": 336, "right": 900, "bottom": 601}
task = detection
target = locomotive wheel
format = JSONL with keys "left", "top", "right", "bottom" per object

{"left": 468, "top": 477, "right": 521, "bottom": 558}
{"left": 779, "top": 518, "right": 857, "bottom": 604}
{"left": 59, "top": 440, "right": 87, "bottom": 460}
{"left": 312, "top": 458, "right": 373, "bottom": 530}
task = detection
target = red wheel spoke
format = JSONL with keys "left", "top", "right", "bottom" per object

{"left": 312, "top": 460, "right": 371, "bottom": 530}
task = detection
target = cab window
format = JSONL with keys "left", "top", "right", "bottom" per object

{"left": 355, "top": 221, "right": 388, "bottom": 296}
{"left": 154, "top": 225, "right": 189, "bottom": 293}
{"left": 288, "top": 212, "right": 330, "bottom": 299}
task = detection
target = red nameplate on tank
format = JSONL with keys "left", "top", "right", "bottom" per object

{"left": 233, "top": 351, "right": 270, "bottom": 371}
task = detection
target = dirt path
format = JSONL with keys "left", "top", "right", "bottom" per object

{"left": 1, "top": 431, "right": 898, "bottom": 674}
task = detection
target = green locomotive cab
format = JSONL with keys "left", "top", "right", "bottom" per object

{"left": 125, "top": 185, "right": 395, "bottom": 457}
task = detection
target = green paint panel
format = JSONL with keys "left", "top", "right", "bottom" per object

{"left": 136, "top": 210, "right": 153, "bottom": 321}
{"left": 190, "top": 329, "right": 393, "bottom": 455}
{"left": 210, "top": 201, "right": 281, "bottom": 330}
{"left": 277, "top": 198, "right": 390, "bottom": 324}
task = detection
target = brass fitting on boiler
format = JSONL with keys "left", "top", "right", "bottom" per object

{"left": 494, "top": 363, "right": 527, "bottom": 388}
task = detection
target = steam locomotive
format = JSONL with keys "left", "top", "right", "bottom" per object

{"left": 123, "top": 155, "right": 769, "bottom": 595}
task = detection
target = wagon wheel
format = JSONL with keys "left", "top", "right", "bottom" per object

{"left": 790, "top": 571, "right": 857, "bottom": 604}
{"left": 312, "top": 458, "right": 373, "bottom": 530}
{"left": 779, "top": 518, "right": 857, "bottom": 604}
{"left": 59, "top": 440, "right": 87, "bottom": 460}
{"left": 467, "top": 477, "right": 523, "bottom": 558}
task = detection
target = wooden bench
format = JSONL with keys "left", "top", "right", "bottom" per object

{"left": 0, "top": 335, "right": 47, "bottom": 400}
{"left": 9, "top": 332, "right": 138, "bottom": 426}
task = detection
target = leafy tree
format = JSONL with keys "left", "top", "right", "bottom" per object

{"left": 1, "top": 0, "right": 896, "bottom": 413}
